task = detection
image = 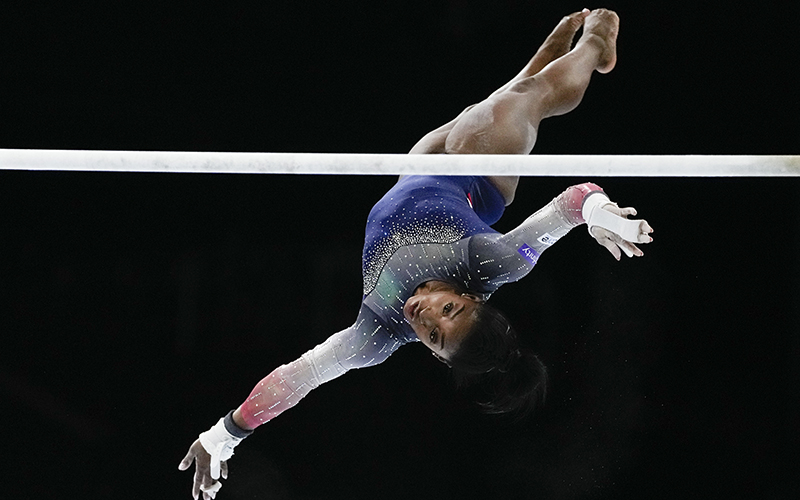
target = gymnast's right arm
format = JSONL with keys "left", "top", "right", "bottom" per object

{"left": 179, "top": 307, "right": 399, "bottom": 499}
{"left": 498, "top": 182, "right": 653, "bottom": 262}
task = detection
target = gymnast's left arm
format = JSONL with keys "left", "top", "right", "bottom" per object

{"left": 179, "top": 308, "right": 397, "bottom": 499}
{"left": 498, "top": 182, "right": 653, "bottom": 261}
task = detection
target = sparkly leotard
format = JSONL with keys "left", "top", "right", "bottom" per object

{"left": 239, "top": 176, "right": 604, "bottom": 428}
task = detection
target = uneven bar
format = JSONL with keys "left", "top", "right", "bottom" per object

{"left": 1, "top": 149, "right": 798, "bottom": 176}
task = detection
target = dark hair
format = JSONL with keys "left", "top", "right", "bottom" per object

{"left": 447, "top": 302, "right": 548, "bottom": 419}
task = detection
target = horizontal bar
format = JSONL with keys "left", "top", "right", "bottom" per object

{"left": 1, "top": 149, "right": 798, "bottom": 176}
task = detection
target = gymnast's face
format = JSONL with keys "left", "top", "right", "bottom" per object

{"left": 403, "top": 288, "right": 482, "bottom": 363}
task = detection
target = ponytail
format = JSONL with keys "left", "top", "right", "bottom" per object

{"left": 448, "top": 303, "right": 548, "bottom": 418}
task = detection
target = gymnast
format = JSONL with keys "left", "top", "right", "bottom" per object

{"left": 180, "top": 8, "right": 652, "bottom": 499}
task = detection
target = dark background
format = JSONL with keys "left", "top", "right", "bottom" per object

{"left": 2, "top": 1, "right": 798, "bottom": 499}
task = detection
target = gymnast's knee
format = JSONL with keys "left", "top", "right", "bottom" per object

{"left": 444, "top": 97, "right": 539, "bottom": 155}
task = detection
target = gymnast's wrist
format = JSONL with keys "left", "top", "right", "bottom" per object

{"left": 580, "top": 192, "right": 613, "bottom": 224}
{"left": 224, "top": 409, "right": 254, "bottom": 439}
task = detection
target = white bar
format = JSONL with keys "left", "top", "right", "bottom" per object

{"left": 1, "top": 149, "right": 798, "bottom": 176}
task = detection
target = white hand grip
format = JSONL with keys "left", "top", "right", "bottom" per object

{"left": 199, "top": 417, "right": 242, "bottom": 480}
{"left": 587, "top": 206, "right": 643, "bottom": 242}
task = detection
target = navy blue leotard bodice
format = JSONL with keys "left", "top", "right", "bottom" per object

{"left": 358, "top": 176, "right": 509, "bottom": 348}
{"left": 362, "top": 176, "right": 505, "bottom": 296}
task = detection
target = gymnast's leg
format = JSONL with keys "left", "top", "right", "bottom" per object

{"left": 408, "top": 10, "right": 591, "bottom": 157}
{"left": 409, "top": 9, "right": 618, "bottom": 205}
{"left": 444, "top": 8, "right": 618, "bottom": 156}
{"left": 477, "top": 9, "right": 597, "bottom": 205}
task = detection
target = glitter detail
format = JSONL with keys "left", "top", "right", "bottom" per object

{"left": 363, "top": 219, "right": 467, "bottom": 294}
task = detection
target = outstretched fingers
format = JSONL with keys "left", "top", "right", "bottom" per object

{"left": 177, "top": 446, "right": 202, "bottom": 499}
{"left": 179, "top": 439, "right": 224, "bottom": 500}
{"left": 636, "top": 220, "right": 654, "bottom": 243}
{"left": 178, "top": 449, "right": 195, "bottom": 471}
{"left": 597, "top": 232, "right": 622, "bottom": 261}
{"left": 618, "top": 239, "right": 642, "bottom": 258}
{"left": 200, "top": 480, "right": 222, "bottom": 500}
{"left": 199, "top": 460, "right": 221, "bottom": 499}
{"left": 628, "top": 213, "right": 654, "bottom": 245}
{"left": 588, "top": 202, "right": 652, "bottom": 260}
{"left": 591, "top": 226, "right": 643, "bottom": 260}
{"left": 615, "top": 206, "right": 654, "bottom": 244}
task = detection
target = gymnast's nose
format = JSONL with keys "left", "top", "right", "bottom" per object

{"left": 418, "top": 306, "right": 432, "bottom": 325}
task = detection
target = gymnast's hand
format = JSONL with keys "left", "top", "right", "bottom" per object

{"left": 179, "top": 438, "right": 228, "bottom": 500}
{"left": 588, "top": 204, "right": 653, "bottom": 261}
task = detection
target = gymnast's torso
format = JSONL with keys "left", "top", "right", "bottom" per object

{"left": 361, "top": 175, "right": 506, "bottom": 296}
{"left": 238, "top": 175, "right": 593, "bottom": 426}
{"left": 360, "top": 175, "right": 530, "bottom": 346}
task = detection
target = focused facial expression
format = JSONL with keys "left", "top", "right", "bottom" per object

{"left": 403, "top": 289, "right": 482, "bottom": 362}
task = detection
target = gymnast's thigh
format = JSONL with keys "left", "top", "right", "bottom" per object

{"left": 444, "top": 81, "right": 549, "bottom": 155}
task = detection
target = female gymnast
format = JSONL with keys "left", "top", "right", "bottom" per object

{"left": 180, "top": 8, "right": 652, "bottom": 499}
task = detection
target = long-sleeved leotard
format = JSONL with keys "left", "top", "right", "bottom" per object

{"left": 239, "top": 176, "right": 604, "bottom": 429}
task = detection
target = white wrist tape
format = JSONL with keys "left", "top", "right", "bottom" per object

{"left": 199, "top": 417, "right": 244, "bottom": 480}
{"left": 582, "top": 193, "right": 642, "bottom": 243}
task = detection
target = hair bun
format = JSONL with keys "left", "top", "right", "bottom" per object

{"left": 447, "top": 303, "right": 548, "bottom": 417}
{"left": 497, "top": 349, "right": 522, "bottom": 373}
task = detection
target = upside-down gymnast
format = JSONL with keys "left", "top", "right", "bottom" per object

{"left": 180, "top": 8, "right": 652, "bottom": 499}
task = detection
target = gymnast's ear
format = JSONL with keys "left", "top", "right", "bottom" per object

{"left": 460, "top": 292, "right": 484, "bottom": 303}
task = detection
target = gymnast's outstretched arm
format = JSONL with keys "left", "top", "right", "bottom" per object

{"left": 179, "top": 307, "right": 402, "bottom": 499}
{"left": 498, "top": 182, "right": 653, "bottom": 263}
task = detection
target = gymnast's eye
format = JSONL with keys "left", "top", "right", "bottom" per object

{"left": 443, "top": 302, "right": 453, "bottom": 314}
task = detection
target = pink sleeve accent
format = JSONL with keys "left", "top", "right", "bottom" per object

{"left": 235, "top": 318, "right": 400, "bottom": 429}
{"left": 555, "top": 182, "right": 605, "bottom": 225}
{"left": 238, "top": 359, "right": 316, "bottom": 429}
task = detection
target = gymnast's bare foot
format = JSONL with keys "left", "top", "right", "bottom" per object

{"left": 582, "top": 8, "right": 619, "bottom": 74}
{"left": 491, "top": 9, "right": 595, "bottom": 95}
{"left": 541, "top": 9, "right": 591, "bottom": 61}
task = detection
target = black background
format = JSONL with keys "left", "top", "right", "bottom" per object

{"left": 2, "top": 2, "right": 798, "bottom": 499}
